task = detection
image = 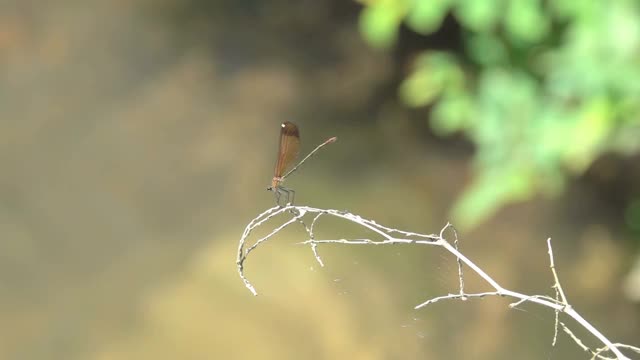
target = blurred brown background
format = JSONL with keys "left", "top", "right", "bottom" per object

{"left": 0, "top": 1, "right": 638, "bottom": 359}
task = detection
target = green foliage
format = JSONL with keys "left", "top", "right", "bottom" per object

{"left": 359, "top": 0, "right": 640, "bottom": 229}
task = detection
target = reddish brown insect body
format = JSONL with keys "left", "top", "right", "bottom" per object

{"left": 271, "top": 121, "right": 300, "bottom": 191}
{"left": 267, "top": 122, "right": 336, "bottom": 206}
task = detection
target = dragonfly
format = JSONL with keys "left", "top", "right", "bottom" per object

{"left": 267, "top": 121, "right": 336, "bottom": 206}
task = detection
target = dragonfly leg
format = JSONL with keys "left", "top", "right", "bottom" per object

{"left": 274, "top": 186, "right": 295, "bottom": 206}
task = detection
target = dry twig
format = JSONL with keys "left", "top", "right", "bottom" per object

{"left": 237, "top": 205, "right": 638, "bottom": 360}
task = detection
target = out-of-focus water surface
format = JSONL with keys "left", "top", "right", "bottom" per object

{"left": 0, "top": 1, "right": 638, "bottom": 359}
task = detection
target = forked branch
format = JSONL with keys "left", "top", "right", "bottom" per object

{"left": 237, "top": 205, "right": 639, "bottom": 360}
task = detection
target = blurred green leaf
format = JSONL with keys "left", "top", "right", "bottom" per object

{"left": 504, "top": 0, "right": 549, "bottom": 44}
{"left": 454, "top": 0, "right": 501, "bottom": 32}
{"left": 466, "top": 33, "right": 508, "bottom": 66}
{"left": 359, "top": 0, "right": 408, "bottom": 48}
{"left": 607, "top": 2, "right": 640, "bottom": 58}
{"left": 399, "top": 51, "right": 461, "bottom": 107}
{"left": 431, "top": 90, "right": 473, "bottom": 135}
{"left": 406, "top": 0, "right": 451, "bottom": 35}
{"left": 563, "top": 98, "right": 611, "bottom": 173}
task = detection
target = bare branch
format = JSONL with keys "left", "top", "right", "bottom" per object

{"left": 414, "top": 291, "right": 500, "bottom": 308}
{"left": 548, "top": 237, "right": 564, "bottom": 348}
{"left": 548, "top": 238, "right": 568, "bottom": 304}
{"left": 237, "top": 205, "right": 636, "bottom": 359}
